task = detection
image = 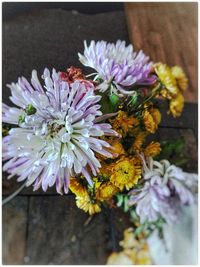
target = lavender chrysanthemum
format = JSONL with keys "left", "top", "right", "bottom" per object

{"left": 2, "top": 68, "right": 118, "bottom": 194}
{"left": 78, "top": 40, "right": 156, "bottom": 96}
{"left": 129, "top": 157, "right": 197, "bottom": 223}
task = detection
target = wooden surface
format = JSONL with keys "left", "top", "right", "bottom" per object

{"left": 125, "top": 2, "right": 198, "bottom": 103}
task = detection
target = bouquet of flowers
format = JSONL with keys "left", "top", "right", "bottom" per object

{"left": 2, "top": 40, "right": 197, "bottom": 264}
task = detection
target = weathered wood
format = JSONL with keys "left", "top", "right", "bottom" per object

{"left": 25, "top": 196, "right": 109, "bottom": 265}
{"left": 157, "top": 128, "right": 197, "bottom": 172}
{"left": 2, "top": 196, "right": 28, "bottom": 264}
{"left": 2, "top": 9, "right": 129, "bottom": 106}
{"left": 125, "top": 2, "right": 197, "bottom": 103}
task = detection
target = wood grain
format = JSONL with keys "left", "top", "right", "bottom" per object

{"left": 2, "top": 197, "right": 28, "bottom": 264}
{"left": 125, "top": 2, "right": 198, "bottom": 103}
{"left": 25, "top": 196, "right": 119, "bottom": 264}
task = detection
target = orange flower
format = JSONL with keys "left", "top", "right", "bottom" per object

{"left": 96, "top": 182, "right": 119, "bottom": 201}
{"left": 110, "top": 111, "right": 138, "bottom": 137}
{"left": 144, "top": 142, "right": 161, "bottom": 157}
{"left": 131, "top": 131, "right": 147, "bottom": 152}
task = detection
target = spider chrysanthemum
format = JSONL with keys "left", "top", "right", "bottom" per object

{"left": 2, "top": 68, "right": 118, "bottom": 194}
{"left": 78, "top": 40, "right": 156, "bottom": 96}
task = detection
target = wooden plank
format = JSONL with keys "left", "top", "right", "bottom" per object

{"left": 2, "top": 196, "right": 28, "bottom": 264}
{"left": 125, "top": 2, "right": 198, "bottom": 103}
{"left": 25, "top": 196, "right": 109, "bottom": 264}
{"left": 157, "top": 128, "right": 197, "bottom": 172}
{"left": 179, "top": 129, "right": 198, "bottom": 172}
{"left": 159, "top": 101, "right": 198, "bottom": 141}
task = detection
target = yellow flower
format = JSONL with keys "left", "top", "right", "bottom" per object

{"left": 154, "top": 62, "right": 179, "bottom": 98}
{"left": 151, "top": 108, "right": 161, "bottom": 125}
{"left": 154, "top": 63, "right": 187, "bottom": 118}
{"left": 120, "top": 228, "right": 139, "bottom": 249}
{"left": 110, "top": 157, "right": 141, "bottom": 191}
{"left": 76, "top": 194, "right": 101, "bottom": 215}
{"left": 143, "top": 108, "right": 161, "bottom": 134}
{"left": 107, "top": 228, "right": 152, "bottom": 265}
{"left": 171, "top": 66, "right": 188, "bottom": 92}
{"left": 131, "top": 131, "right": 147, "bottom": 152}
{"left": 96, "top": 182, "right": 119, "bottom": 201}
{"left": 144, "top": 142, "right": 161, "bottom": 157}
{"left": 106, "top": 252, "right": 133, "bottom": 265}
{"left": 110, "top": 111, "right": 138, "bottom": 137}
{"left": 69, "top": 178, "right": 86, "bottom": 196}
{"left": 70, "top": 178, "right": 101, "bottom": 215}
{"left": 98, "top": 161, "right": 113, "bottom": 178}
{"left": 169, "top": 92, "right": 184, "bottom": 117}
{"left": 108, "top": 139, "right": 125, "bottom": 158}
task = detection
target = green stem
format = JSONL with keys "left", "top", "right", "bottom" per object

{"left": 136, "top": 83, "right": 162, "bottom": 111}
{"left": 2, "top": 182, "right": 27, "bottom": 206}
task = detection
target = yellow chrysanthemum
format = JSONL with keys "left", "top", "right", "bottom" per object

{"left": 106, "top": 252, "right": 133, "bottom": 265}
{"left": 69, "top": 178, "right": 86, "bottom": 197}
{"left": 144, "top": 142, "right": 161, "bottom": 157}
{"left": 96, "top": 182, "right": 119, "bottom": 201}
{"left": 108, "top": 139, "right": 125, "bottom": 158}
{"left": 131, "top": 131, "right": 147, "bottom": 152}
{"left": 76, "top": 194, "right": 101, "bottom": 215}
{"left": 110, "top": 111, "right": 138, "bottom": 137}
{"left": 171, "top": 66, "right": 188, "bottom": 92}
{"left": 154, "top": 62, "right": 179, "bottom": 98}
{"left": 110, "top": 158, "right": 141, "bottom": 191}
{"left": 70, "top": 178, "right": 101, "bottom": 215}
{"left": 169, "top": 92, "right": 184, "bottom": 117}
{"left": 151, "top": 108, "right": 161, "bottom": 125}
{"left": 107, "top": 228, "right": 152, "bottom": 265}
{"left": 98, "top": 161, "right": 114, "bottom": 178}
{"left": 142, "top": 108, "right": 161, "bottom": 134}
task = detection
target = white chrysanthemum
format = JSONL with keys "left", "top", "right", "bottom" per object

{"left": 2, "top": 68, "right": 118, "bottom": 194}
{"left": 129, "top": 156, "right": 197, "bottom": 223}
{"left": 78, "top": 40, "right": 156, "bottom": 96}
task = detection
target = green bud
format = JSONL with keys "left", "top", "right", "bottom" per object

{"left": 18, "top": 115, "right": 25, "bottom": 124}
{"left": 25, "top": 104, "right": 37, "bottom": 115}
{"left": 109, "top": 93, "right": 119, "bottom": 107}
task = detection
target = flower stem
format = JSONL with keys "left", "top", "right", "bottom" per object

{"left": 137, "top": 82, "right": 162, "bottom": 111}
{"left": 2, "top": 182, "right": 27, "bottom": 206}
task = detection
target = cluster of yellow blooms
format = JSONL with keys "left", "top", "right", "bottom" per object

{"left": 70, "top": 107, "right": 162, "bottom": 215}
{"left": 154, "top": 63, "right": 188, "bottom": 117}
{"left": 106, "top": 228, "right": 152, "bottom": 265}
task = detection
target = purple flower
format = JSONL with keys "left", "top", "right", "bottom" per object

{"left": 129, "top": 157, "right": 197, "bottom": 223}
{"left": 78, "top": 40, "right": 156, "bottom": 96}
{"left": 2, "top": 68, "right": 119, "bottom": 194}
{"left": 129, "top": 179, "right": 178, "bottom": 224}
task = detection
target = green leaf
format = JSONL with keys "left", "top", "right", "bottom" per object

{"left": 109, "top": 93, "right": 119, "bottom": 107}
{"left": 116, "top": 194, "right": 124, "bottom": 207}
{"left": 123, "top": 196, "right": 130, "bottom": 212}
{"left": 99, "top": 93, "right": 116, "bottom": 114}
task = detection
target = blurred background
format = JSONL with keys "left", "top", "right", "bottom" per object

{"left": 2, "top": 2, "right": 198, "bottom": 265}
